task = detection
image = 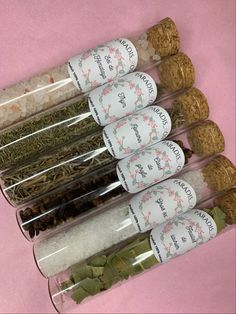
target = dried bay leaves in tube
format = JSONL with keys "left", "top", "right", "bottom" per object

{"left": 64, "top": 236, "right": 158, "bottom": 304}
{"left": 204, "top": 207, "right": 226, "bottom": 233}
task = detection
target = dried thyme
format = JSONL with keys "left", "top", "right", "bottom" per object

{"left": 0, "top": 96, "right": 101, "bottom": 170}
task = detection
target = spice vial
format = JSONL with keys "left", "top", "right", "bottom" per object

{"left": 48, "top": 192, "right": 234, "bottom": 311}
{"left": 0, "top": 17, "right": 180, "bottom": 130}
{"left": 0, "top": 51, "right": 196, "bottom": 172}
{"left": 32, "top": 154, "right": 236, "bottom": 277}
{"left": 14, "top": 122, "right": 226, "bottom": 242}
{"left": 9, "top": 120, "right": 224, "bottom": 237}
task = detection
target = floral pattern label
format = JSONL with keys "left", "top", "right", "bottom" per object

{"left": 116, "top": 140, "right": 185, "bottom": 193}
{"left": 129, "top": 179, "right": 197, "bottom": 232}
{"left": 68, "top": 38, "right": 138, "bottom": 93}
{"left": 150, "top": 210, "right": 217, "bottom": 263}
{"left": 88, "top": 72, "right": 157, "bottom": 126}
{"left": 103, "top": 106, "right": 171, "bottom": 159}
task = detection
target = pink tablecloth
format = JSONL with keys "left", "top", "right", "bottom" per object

{"left": 0, "top": 0, "right": 235, "bottom": 313}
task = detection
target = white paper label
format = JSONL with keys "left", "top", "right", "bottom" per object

{"left": 88, "top": 72, "right": 157, "bottom": 125}
{"left": 129, "top": 179, "right": 197, "bottom": 232}
{"left": 150, "top": 210, "right": 217, "bottom": 263}
{"left": 103, "top": 106, "right": 172, "bottom": 159}
{"left": 116, "top": 140, "right": 185, "bottom": 193}
{"left": 68, "top": 38, "right": 138, "bottom": 93}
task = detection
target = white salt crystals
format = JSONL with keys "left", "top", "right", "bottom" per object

{"left": 0, "top": 64, "right": 79, "bottom": 130}
{"left": 179, "top": 169, "right": 209, "bottom": 201}
{"left": 131, "top": 33, "right": 161, "bottom": 68}
{"left": 34, "top": 199, "right": 137, "bottom": 278}
{"left": 34, "top": 168, "right": 212, "bottom": 278}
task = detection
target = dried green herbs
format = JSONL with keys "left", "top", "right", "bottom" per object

{"left": 19, "top": 163, "right": 123, "bottom": 239}
{"left": 0, "top": 96, "right": 101, "bottom": 171}
{"left": 58, "top": 205, "right": 227, "bottom": 305}
{"left": 2, "top": 131, "right": 113, "bottom": 205}
{"left": 17, "top": 140, "right": 194, "bottom": 239}
{"left": 61, "top": 235, "right": 157, "bottom": 304}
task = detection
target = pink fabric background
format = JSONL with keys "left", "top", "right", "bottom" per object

{"left": 0, "top": 0, "right": 235, "bottom": 313}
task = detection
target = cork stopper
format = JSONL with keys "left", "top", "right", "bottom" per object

{"left": 214, "top": 188, "right": 236, "bottom": 224}
{"left": 158, "top": 52, "right": 195, "bottom": 92}
{"left": 187, "top": 120, "right": 225, "bottom": 157}
{"left": 202, "top": 155, "right": 236, "bottom": 192}
{"left": 170, "top": 88, "right": 209, "bottom": 128}
{"left": 147, "top": 17, "right": 180, "bottom": 57}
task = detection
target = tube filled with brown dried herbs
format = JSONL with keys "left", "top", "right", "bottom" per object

{"left": 13, "top": 120, "right": 225, "bottom": 240}
{"left": 33, "top": 155, "right": 236, "bottom": 278}
{"left": 0, "top": 17, "right": 180, "bottom": 130}
{"left": 0, "top": 52, "right": 196, "bottom": 172}
{"left": 1, "top": 119, "right": 224, "bottom": 207}
{"left": 48, "top": 189, "right": 235, "bottom": 311}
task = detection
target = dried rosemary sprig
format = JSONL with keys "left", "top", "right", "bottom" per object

{"left": 2, "top": 131, "right": 113, "bottom": 205}
{"left": 17, "top": 140, "right": 194, "bottom": 240}
{"left": 0, "top": 96, "right": 101, "bottom": 171}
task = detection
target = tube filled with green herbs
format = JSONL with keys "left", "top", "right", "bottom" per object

{"left": 48, "top": 189, "right": 235, "bottom": 311}
{"left": 0, "top": 52, "right": 196, "bottom": 172}
{"left": 13, "top": 120, "right": 225, "bottom": 240}
{"left": 0, "top": 17, "right": 180, "bottom": 130}
{"left": 33, "top": 155, "right": 236, "bottom": 277}
{"left": 1, "top": 119, "right": 224, "bottom": 207}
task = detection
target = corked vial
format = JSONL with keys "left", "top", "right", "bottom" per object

{"left": 0, "top": 52, "right": 195, "bottom": 172}
{"left": 48, "top": 189, "right": 235, "bottom": 311}
{"left": 0, "top": 17, "right": 180, "bottom": 131}
{"left": 0, "top": 118, "right": 224, "bottom": 208}
{"left": 33, "top": 155, "right": 236, "bottom": 278}
{"left": 14, "top": 122, "right": 226, "bottom": 242}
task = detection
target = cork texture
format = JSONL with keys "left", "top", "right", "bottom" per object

{"left": 158, "top": 52, "right": 195, "bottom": 92}
{"left": 171, "top": 87, "right": 209, "bottom": 127}
{"left": 202, "top": 155, "right": 236, "bottom": 192}
{"left": 187, "top": 120, "right": 225, "bottom": 157}
{"left": 147, "top": 17, "right": 180, "bottom": 57}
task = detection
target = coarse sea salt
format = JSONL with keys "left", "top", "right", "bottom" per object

{"left": 34, "top": 198, "right": 137, "bottom": 278}
{"left": 0, "top": 35, "right": 158, "bottom": 130}
{"left": 179, "top": 169, "right": 209, "bottom": 201}
{"left": 33, "top": 169, "right": 210, "bottom": 278}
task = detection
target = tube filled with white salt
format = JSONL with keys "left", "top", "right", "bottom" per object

{"left": 32, "top": 154, "right": 236, "bottom": 278}
{"left": 0, "top": 17, "right": 180, "bottom": 130}
{"left": 0, "top": 52, "right": 196, "bottom": 172}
